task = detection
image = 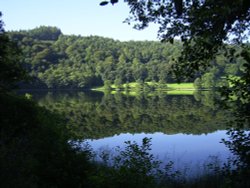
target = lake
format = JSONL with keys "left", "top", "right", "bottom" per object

{"left": 27, "top": 90, "right": 234, "bottom": 176}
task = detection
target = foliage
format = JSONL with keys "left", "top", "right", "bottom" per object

{"left": 6, "top": 26, "right": 243, "bottom": 90}
{"left": 10, "top": 25, "right": 62, "bottom": 41}
{"left": 100, "top": 2, "right": 250, "bottom": 180}
{"left": 217, "top": 45, "right": 250, "bottom": 187}
{"left": 101, "top": 0, "right": 250, "bottom": 77}
{"left": 2, "top": 10, "right": 249, "bottom": 188}
{"left": 0, "top": 13, "right": 27, "bottom": 90}
{"left": 0, "top": 17, "right": 93, "bottom": 187}
{"left": 0, "top": 92, "right": 93, "bottom": 188}
{"left": 89, "top": 138, "right": 179, "bottom": 188}
{"left": 8, "top": 29, "right": 187, "bottom": 88}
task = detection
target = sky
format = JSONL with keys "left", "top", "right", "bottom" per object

{"left": 0, "top": 0, "right": 159, "bottom": 41}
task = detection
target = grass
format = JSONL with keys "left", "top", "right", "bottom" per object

{"left": 104, "top": 90, "right": 194, "bottom": 96}
{"left": 167, "top": 90, "right": 194, "bottom": 95}
{"left": 167, "top": 83, "right": 194, "bottom": 90}
{"left": 92, "top": 82, "right": 195, "bottom": 92}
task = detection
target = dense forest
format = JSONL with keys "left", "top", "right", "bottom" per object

{"left": 8, "top": 26, "right": 244, "bottom": 89}
{"left": 1, "top": 0, "right": 250, "bottom": 186}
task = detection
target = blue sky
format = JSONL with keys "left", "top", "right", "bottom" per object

{"left": 0, "top": 0, "right": 159, "bottom": 41}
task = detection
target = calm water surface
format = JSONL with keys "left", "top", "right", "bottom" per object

{"left": 28, "top": 90, "right": 234, "bottom": 175}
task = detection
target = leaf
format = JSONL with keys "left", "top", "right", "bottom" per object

{"left": 100, "top": 1, "right": 109, "bottom": 6}
{"left": 111, "top": 0, "right": 118, "bottom": 5}
{"left": 168, "top": 38, "right": 174, "bottom": 44}
{"left": 174, "top": 0, "right": 183, "bottom": 16}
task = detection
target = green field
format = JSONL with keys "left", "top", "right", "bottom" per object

{"left": 167, "top": 83, "right": 194, "bottom": 90}
{"left": 92, "top": 82, "right": 195, "bottom": 93}
{"left": 106, "top": 90, "right": 194, "bottom": 96}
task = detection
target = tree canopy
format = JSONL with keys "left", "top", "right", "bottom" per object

{"left": 7, "top": 26, "right": 244, "bottom": 90}
{"left": 101, "top": 0, "right": 250, "bottom": 78}
{"left": 8, "top": 28, "right": 188, "bottom": 89}
{"left": 99, "top": 2, "right": 250, "bottom": 179}
{"left": 0, "top": 12, "right": 27, "bottom": 90}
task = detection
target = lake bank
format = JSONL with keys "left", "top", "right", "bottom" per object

{"left": 92, "top": 82, "right": 196, "bottom": 92}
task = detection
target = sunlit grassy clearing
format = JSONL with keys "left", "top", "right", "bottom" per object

{"left": 167, "top": 90, "right": 194, "bottom": 95}
{"left": 92, "top": 82, "right": 195, "bottom": 91}
{"left": 167, "top": 83, "right": 194, "bottom": 89}
{"left": 108, "top": 90, "right": 194, "bottom": 96}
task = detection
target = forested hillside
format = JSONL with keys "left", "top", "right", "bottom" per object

{"left": 8, "top": 26, "right": 244, "bottom": 89}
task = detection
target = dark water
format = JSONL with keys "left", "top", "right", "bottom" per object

{"left": 26, "top": 90, "right": 234, "bottom": 175}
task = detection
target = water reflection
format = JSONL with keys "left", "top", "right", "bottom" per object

{"left": 29, "top": 91, "right": 235, "bottom": 174}
{"left": 34, "top": 91, "right": 233, "bottom": 138}
{"left": 86, "top": 131, "right": 232, "bottom": 176}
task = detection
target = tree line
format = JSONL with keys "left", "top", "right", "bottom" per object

{"left": 8, "top": 26, "right": 243, "bottom": 89}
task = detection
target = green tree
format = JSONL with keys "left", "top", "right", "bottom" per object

{"left": 201, "top": 72, "right": 216, "bottom": 89}
{"left": 101, "top": 0, "right": 250, "bottom": 85}
{"left": 104, "top": 80, "right": 112, "bottom": 91}
{"left": 28, "top": 26, "right": 62, "bottom": 41}
{"left": 6, "top": 24, "right": 247, "bottom": 91}
{"left": 100, "top": 2, "right": 250, "bottom": 184}
{"left": 114, "top": 77, "right": 123, "bottom": 90}
{"left": 0, "top": 12, "right": 27, "bottom": 90}
{"left": 194, "top": 77, "right": 203, "bottom": 90}
{"left": 0, "top": 15, "right": 93, "bottom": 188}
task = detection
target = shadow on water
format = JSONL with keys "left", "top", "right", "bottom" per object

{"left": 7, "top": 90, "right": 249, "bottom": 187}
{"left": 29, "top": 91, "right": 233, "bottom": 170}
{"left": 25, "top": 90, "right": 233, "bottom": 137}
